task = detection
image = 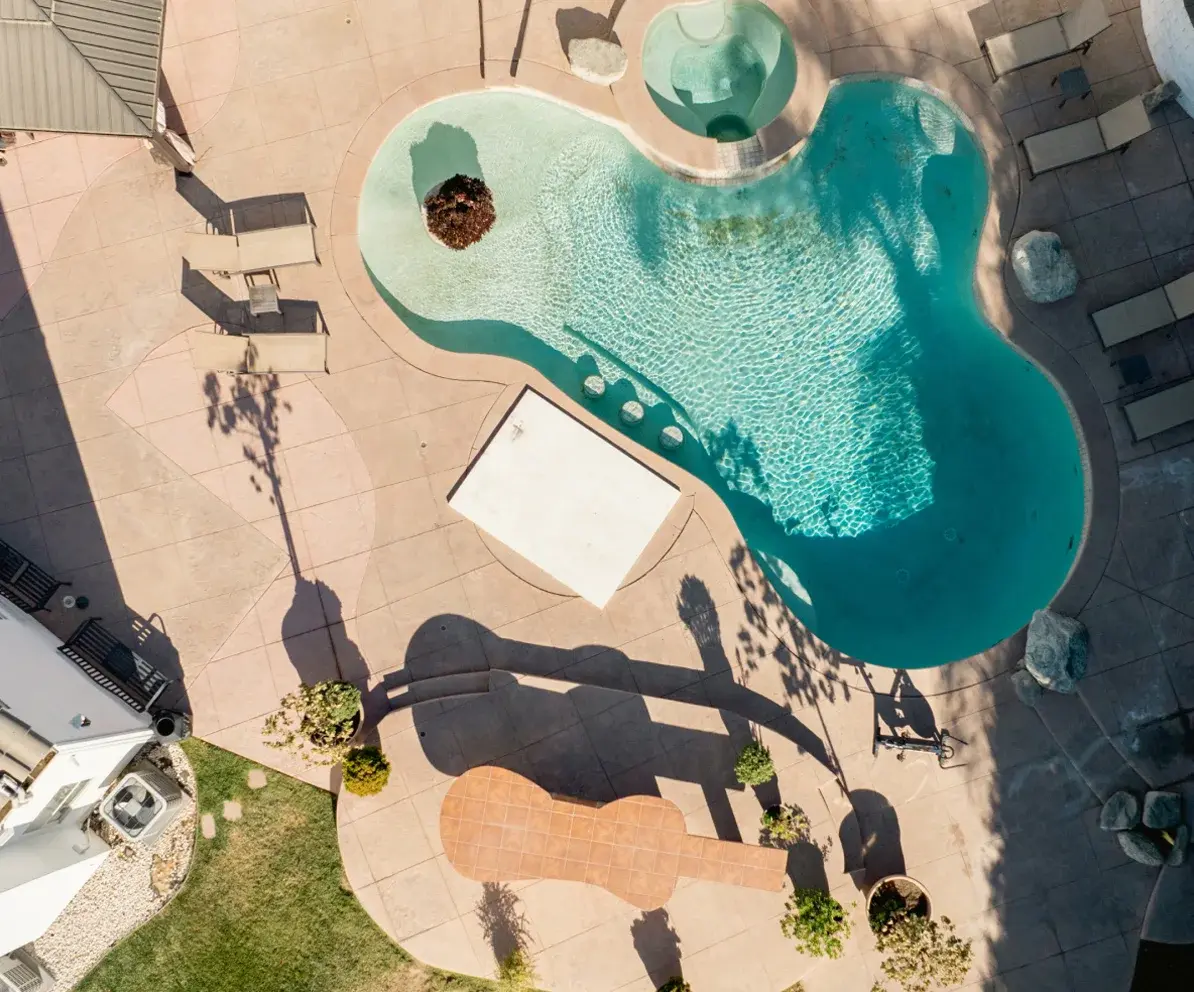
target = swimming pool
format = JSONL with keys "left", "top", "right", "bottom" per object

{"left": 358, "top": 79, "right": 1086, "bottom": 669}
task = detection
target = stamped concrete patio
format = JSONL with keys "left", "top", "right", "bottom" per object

{"left": 0, "top": 0, "right": 1192, "bottom": 988}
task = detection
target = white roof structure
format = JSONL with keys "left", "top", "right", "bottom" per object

{"left": 449, "top": 389, "right": 680, "bottom": 607}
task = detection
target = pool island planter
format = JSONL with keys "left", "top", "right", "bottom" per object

{"left": 330, "top": 27, "right": 1118, "bottom": 694}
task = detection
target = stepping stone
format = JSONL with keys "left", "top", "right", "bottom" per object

{"left": 201, "top": 813, "right": 216, "bottom": 839}
{"left": 248, "top": 769, "right": 268, "bottom": 790}
{"left": 223, "top": 800, "right": 243, "bottom": 821}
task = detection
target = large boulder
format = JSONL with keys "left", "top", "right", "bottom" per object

{"left": 568, "top": 37, "right": 628, "bottom": 85}
{"left": 1023, "top": 609, "right": 1088, "bottom": 693}
{"left": 1011, "top": 231, "right": 1079, "bottom": 304}
{"left": 1144, "top": 791, "right": 1183, "bottom": 829}
{"left": 1119, "top": 829, "right": 1165, "bottom": 867}
{"left": 1168, "top": 824, "right": 1189, "bottom": 866}
{"left": 1100, "top": 791, "right": 1141, "bottom": 831}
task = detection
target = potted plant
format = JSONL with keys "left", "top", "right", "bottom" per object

{"left": 657, "top": 979, "right": 691, "bottom": 992}
{"left": 342, "top": 745, "right": 391, "bottom": 796}
{"left": 868, "top": 875, "right": 972, "bottom": 992}
{"left": 263, "top": 680, "right": 361, "bottom": 766}
{"left": 734, "top": 740, "right": 775, "bottom": 786}
{"left": 760, "top": 803, "right": 812, "bottom": 847}
{"left": 779, "top": 886, "right": 852, "bottom": 959}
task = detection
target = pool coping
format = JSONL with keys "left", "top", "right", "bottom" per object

{"left": 329, "top": 25, "right": 1117, "bottom": 697}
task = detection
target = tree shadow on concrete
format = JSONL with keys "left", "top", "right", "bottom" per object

{"left": 0, "top": 154, "right": 189, "bottom": 720}
{"left": 630, "top": 908, "right": 681, "bottom": 988}
{"left": 202, "top": 371, "right": 366, "bottom": 700}
{"left": 476, "top": 881, "right": 533, "bottom": 965}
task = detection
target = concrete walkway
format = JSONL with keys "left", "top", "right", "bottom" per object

{"left": 0, "top": 0, "right": 1190, "bottom": 988}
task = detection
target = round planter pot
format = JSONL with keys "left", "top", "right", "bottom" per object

{"left": 866, "top": 874, "right": 932, "bottom": 930}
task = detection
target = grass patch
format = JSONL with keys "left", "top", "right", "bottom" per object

{"left": 78, "top": 740, "right": 496, "bottom": 992}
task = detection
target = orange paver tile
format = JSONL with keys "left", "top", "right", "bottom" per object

{"left": 440, "top": 766, "right": 787, "bottom": 910}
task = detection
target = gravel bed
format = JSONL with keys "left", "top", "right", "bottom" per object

{"left": 29, "top": 743, "right": 197, "bottom": 990}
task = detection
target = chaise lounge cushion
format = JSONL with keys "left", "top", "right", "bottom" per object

{"left": 1125, "top": 379, "right": 1194, "bottom": 440}
{"left": 1093, "top": 288, "right": 1176, "bottom": 348}
{"left": 985, "top": 19, "right": 1068, "bottom": 76}
{"left": 1165, "top": 272, "right": 1194, "bottom": 320}
{"left": 1060, "top": 0, "right": 1112, "bottom": 47}
{"left": 1023, "top": 118, "right": 1105, "bottom": 175}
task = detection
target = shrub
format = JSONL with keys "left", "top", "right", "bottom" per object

{"left": 497, "top": 947, "right": 536, "bottom": 990}
{"left": 780, "top": 887, "right": 852, "bottom": 959}
{"left": 657, "top": 979, "right": 691, "bottom": 992}
{"left": 761, "top": 803, "right": 812, "bottom": 847}
{"left": 342, "top": 746, "right": 391, "bottom": 796}
{"left": 874, "top": 912, "right": 973, "bottom": 992}
{"left": 424, "top": 174, "right": 496, "bottom": 250}
{"left": 734, "top": 740, "right": 775, "bottom": 786}
{"left": 262, "top": 680, "right": 361, "bottom": 766}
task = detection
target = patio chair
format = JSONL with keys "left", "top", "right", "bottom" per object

{"left": 182, "top": 224, "right": 317, "bottom": 276}
{"left": 1125, "top": 378, "right": 1194, "bottom": 440}
{"left": 1021, "top": 94, "right": 1152, "bottom": 177}
{"left": 1092, "top": 270, "right": 1194, "bottom": 347}
{"left": 190, "top": 329, "right": 327, "bottom": 374}
{"left": 982, "top": 0, "right": 1111, "bottom": 79}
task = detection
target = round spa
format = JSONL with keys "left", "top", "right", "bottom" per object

{"left": 642, "top": 0, "right": 797, "bottom": 142}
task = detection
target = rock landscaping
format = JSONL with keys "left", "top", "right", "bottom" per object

{"left": 1101, "top": 788, "right": 1188, "bottom": 866}
{"left": 1022, "top": 609, "right": 1088, "bottom": 693}
{"left": 33, "top": 744, "right": 195, "bottom": 990}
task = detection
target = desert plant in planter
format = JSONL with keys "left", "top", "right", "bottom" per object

{"left": 263, "top": 680, "right": 361, "bottom": 766}
{"left": 342, "top": 745, "right": 391, "bottom": 796}
{"left": 780, "top": 886, "right": 852, "bottom": 959}
{"left": 868, "top": 875, "right": 972, "bottom": 992}
{"left": 424, "top": 174, "right": 496, "bottom": 250}
{"left": 734, "top": 740, "right": 775, "bottom": 786}
{"left": 497, "top": 947, "right": 536, "bottom": 990}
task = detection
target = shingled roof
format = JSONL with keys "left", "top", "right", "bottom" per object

{"left": 0, "top": 0, "right": 166, "bottom": 138}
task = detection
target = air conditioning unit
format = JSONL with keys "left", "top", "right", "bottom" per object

{"left": 98, "top": 764, "right": 183, "bottom": 846}
{"left": 0, "top": 950, "right": 53, "bottom": 992}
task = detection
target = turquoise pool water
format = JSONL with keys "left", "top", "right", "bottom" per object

{"left": 642, "top": 0, "right": 797, "bottom": 141}
{"left": 358, "top": 79, "right": 1086, "bottom": 669}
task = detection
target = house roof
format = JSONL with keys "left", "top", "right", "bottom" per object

{"left": 0, "top": 0, "right": 166, "bottom": 137}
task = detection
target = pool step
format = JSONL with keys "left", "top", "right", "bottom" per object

{"left": 386, "top": 671, "right": 490, "bottom": 709}
{"left": 717, "top": 135, "right": 765, "bottom": 173}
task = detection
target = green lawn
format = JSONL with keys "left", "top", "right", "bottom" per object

{"left": 78, "top": 740, "right": 496, "bottom": 992}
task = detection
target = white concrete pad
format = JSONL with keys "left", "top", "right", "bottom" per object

{"left": 449, "top": 389, "right": 680, "bottom": 607}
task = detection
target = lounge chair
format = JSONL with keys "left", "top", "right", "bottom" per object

{"left": 1092, "top": 271, "right": 1194, "bottom": 347}
{"left": 1022, "top": 95, "right": 1152, "bottom": 177}
{"left": 191, "top": 330, "right": 328, "bottom": 374}
{"left": 982, "top": 0, "right": 1111, "bottom": 79}
{"left": 1125, "top": 378, "right": 1194, "bottom": 440}
{"left": 182, "top": 224, "right": 317, "bottom": 276}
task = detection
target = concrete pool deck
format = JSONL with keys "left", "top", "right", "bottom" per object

{"left": 0, "top": 0, "right": 1191, "bottom": 988}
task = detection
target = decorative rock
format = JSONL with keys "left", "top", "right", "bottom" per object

{"left": 1100, "top": 791, "right": 1141, "bottom": 831}
{"left": 1011, "top": 231, "right": 1079, "bottom": 303}
{"left": 1023, "top": 609, "right": 1088, "bottom": 693}
{"left": 1144, "top": 790, "right": 1183, "bottom": 829}
{"left": 582, "top": 374, "right": 606, "bottom": 399}
{"left": 1119, "top": 829, "right": 1165, "bottom": 867}
{"left": 1010, "top": 669, "right": 1043, "bottom": 708}
{"left": 1142, "top": 79, "right": 1182, "bottom": 114}
{"left": 659, "top": 425, "right": 684, "bottom": 450}
{"left": 620, "top": 400, "right": 645, "bottom": 426}
{"left": 1167, "top": 824, "right": 1189, "bottom": 866}
{"left": 567, "top": 37, "right": 628, "bottom": 85}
